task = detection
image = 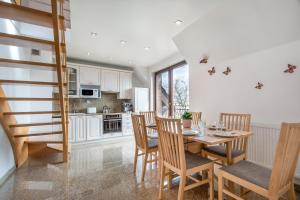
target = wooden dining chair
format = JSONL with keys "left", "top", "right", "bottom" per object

{"left": 185, "top": 112, "right": 203, "bottom": 153}
{"left": 140, "top": 111, "right": 157, "bottom": 133}
{"left": 202, "top": 113, "right": 251, "bottom": 165}
{"left": 190, "top": 112, "right": 202, "bottom": 127}
{"left": 140, "top": 111, "right": 156, "bottom": 125}
{"left": 156, "top": 117, "right": 214, "bottom": 200}
{"left": 131, "top": 114, "right": 159, "bottom": 181}
{"left": 218, "top": 122, "right": 300, "bottom": 200}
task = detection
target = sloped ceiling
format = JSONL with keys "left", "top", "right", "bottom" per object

{"left": 173, "top": 0, "right": 300, "bottom": 66}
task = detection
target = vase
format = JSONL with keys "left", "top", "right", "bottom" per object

{"left": 182, "top": 119, "right": 191, "bottom": 128}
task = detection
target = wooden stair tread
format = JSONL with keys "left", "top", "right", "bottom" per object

{"left": 14, "top": 131, "right": 63, "bottom": 138}
{"left": 0, "top": 97, "right": 59, "bottom": 101}
{"left": 0, "top": 58, "right": 66, "bottom": 69}
{"left": 0, "top": 79, "right": 67, "bottom": 86}
{"left": 0, "top": 32, "right": 66, "bottom": 53}
{"left": 3, "top": 111, "right": 61, "bottom": 115}
{"left": 0, "top": 1, "right": 65, "bottom": 30}
{"left": 25, "top": 141, "right": 64, "bottom": 144}
{"left": 9, "top": 121, "right": 62, "bottom": 128}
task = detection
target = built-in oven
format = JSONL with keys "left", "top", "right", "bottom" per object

{"left": 103, "top": 114, "right": 122, "bottom": 133}
{"left": 80, "top": 85, "right": 100, "bottom": 98}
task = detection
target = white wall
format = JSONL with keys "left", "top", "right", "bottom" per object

{"left": 173, "top": 0, "right": 300, "bottom": 125}
{"left": 188, "top": 40, "right": 300, "bottom": 125}
{"left": 0, "top": 126, "right": 15, "bottom": 185}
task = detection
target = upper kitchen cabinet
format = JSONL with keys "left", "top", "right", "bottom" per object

{"left": 118, "top": 71, "right": 132, "bottom": 99}
{"left": 101, "top": 69, "right": 119, "bottom": 92}
{"left": 68, "top": 64, "right": 80, "bottom": 98}
{"left": 79, "top": 66, "right": 101, "bottom": 85}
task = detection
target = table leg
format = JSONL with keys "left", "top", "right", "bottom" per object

{"left": 201, "top": 144, "right": 208, "bottom": 179}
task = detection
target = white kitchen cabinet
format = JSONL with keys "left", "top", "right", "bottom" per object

{"left": 68, "top": 116, "right": 76, "bottom": 142}
{"left": 118, "top": 72, "right": 132, "bottom": 99}
{"left": 101, "top": 69, "right": 119, "bottom": 92}
{"left": 122, "top": 114, "right": 133, "bottom": 136}
{"left": 75, "top": 115, "right": 86, "bottom": 142}
{"left": 86, "top": 115, "right": 103, "bottom": 140}
{"left": 79, "top": 66, "right": 100, "bottom": 85}
{"left": 68, "top": 64, "right": 80, "bottom": 98}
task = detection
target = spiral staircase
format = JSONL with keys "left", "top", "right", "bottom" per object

{"left": 0, "top": 0, "right": 69, "bottom": 167}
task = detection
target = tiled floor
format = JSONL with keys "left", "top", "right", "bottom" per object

{"left": 0, "top": 138, "right": 299, "bottom": 200}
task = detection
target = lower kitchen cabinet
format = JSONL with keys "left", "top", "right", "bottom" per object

{"left": 86, "top": 115, "right": 103, "bottom": 140}
{"left": 68, "top": 114, "right": 103, "bottom": 143}
{"left": 68, "top": 116, "right": 76, "bottom": 143}
{"left": 75, "top": 115, "right": 86, "bottom": 142}
{"left": 122, "top": 114, "right": 133, "bottom": 136}
{"left": 69, "top": 114, "right": 132, "bottom": 143}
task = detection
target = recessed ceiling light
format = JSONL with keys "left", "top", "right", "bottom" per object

{"left": 175, "top": 20, "right": 183, "bottom": 25}
{"left": 128, "top": 60, "right": 133, "bottom": 64}
{"left": 87, "top": 52, "right": 91, "bottom": 56}
{"left": 90, "top": 32, "right": 98, "bottom": 38}
{"left": 120, "top": 40, "right": 127, "bottom": 45}
{"left": 144, "top": 47, "right": 150, "bottom": 51}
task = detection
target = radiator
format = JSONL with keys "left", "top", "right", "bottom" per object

{"left": 247, "top": 123, "right": 300, "bottom": 178}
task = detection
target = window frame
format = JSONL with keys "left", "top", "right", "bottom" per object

{"left": 154, "top": 60, "right": 187, "bottom": 117}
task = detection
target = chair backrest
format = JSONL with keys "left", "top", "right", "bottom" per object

{"left": 191, "top": 112, "right": 202, "bottom": 126}
{"left": 156, "top": 117, "right": 186, "bottom": 171}
{"left": 140, "top": 111, "right": 156, "bottom": 125}
{"left": 220, "top": 113, "right": 251, "bottom": 151}
{"left": 269, "top": 123, "right": 300, "bottom": 194}
{"left": 131, "top": 114, "right": 148, "bottom": 150}
{"left": 220, "top": 113, "right": 251, "bottom": 131}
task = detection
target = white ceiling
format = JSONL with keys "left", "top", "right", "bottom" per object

{"left": 67, "top": 0, "right": 221, "bottom": 68}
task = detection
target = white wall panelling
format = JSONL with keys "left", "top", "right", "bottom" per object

{"left": 248, "top": 124, "right": 300, "bottom": 178}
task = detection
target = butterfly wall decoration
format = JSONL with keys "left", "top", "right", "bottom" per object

{"left": 208, "top": 67, "right": 215, "bottom": 75}
{"left": 223, "top": 67, "right": 231, "bottom": 75}
{"left": 284, "top": 64, "right": 296, "bottom": 73}
{"left": 255, "top": 82, "right": 264, "bottom": 90}
{"left": 200, "top": 57, "right": 208, "bottom": 64}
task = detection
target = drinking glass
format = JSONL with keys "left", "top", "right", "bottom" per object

{"left": 219, "top": 121, "right": 226, "bottom": 133}
{"left": 199, "top": 120, "right": 206, "bottom": 136}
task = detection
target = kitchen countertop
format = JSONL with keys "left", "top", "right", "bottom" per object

{"left": 53, "top": 112, "right": 132, "bottom": 118}
{"left": 68, "top": 112, "right": 131, "bottom": 116}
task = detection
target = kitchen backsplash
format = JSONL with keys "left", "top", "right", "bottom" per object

{"left": 54, "top": 93, "right": 128, "bottom": 113}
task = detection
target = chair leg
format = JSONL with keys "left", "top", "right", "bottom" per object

{"left": 287, "top": 183, "right": 296, "bottom": 200}
{"left": 218, "top": 172, "right": 223, "bottom": 200}
{"left": 178, "top": 174, "right": 186, "bottom": 200}
{"left": 208, "top": 166, "right": 214, "bottom": 200}
{"left": 133, "top": 146, "right": 138, "bottom": 173}
{"left": 141, "top": 152, "right": 148, "bottom": 181}
{"left": 158, "top": 165, "right": 166, "bottom": 200}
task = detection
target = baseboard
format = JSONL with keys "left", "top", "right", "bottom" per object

{"left": 0, "top": 165, "right": 15, "bottom": 187}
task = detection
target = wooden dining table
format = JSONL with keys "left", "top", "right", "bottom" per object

{"left": 146, "top": 124, "right": 253, "bottom": 165}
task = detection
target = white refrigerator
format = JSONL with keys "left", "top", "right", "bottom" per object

{"left": 133, "top": 87, "right": 149, "bottom": 112}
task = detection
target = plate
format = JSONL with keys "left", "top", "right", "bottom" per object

{"left": 213, "top": 131, "right": 237, "bottom": 138}
{"left": 208, "top": 127, "right": 227, "bottom": 131}
{"left": 183, "top": 130, "right": 199, "bottom": 136}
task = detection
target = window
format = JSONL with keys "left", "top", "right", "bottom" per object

{"left": 155, "top": 61, "right": 189, "bottom": 117}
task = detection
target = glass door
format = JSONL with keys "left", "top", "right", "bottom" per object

{"left": 155, "top": 61, "right": 189, "bottom": 117}
{"left": 155, "top": 70, "right": 170, "bottom": 117}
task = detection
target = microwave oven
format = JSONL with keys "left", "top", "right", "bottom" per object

{"left": 80, "top": 87, "right": 100, "bottom": 98}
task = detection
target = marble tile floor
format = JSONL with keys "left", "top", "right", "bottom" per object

{"left": 0, "top": 138, "right": 299, "bottom": 200}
